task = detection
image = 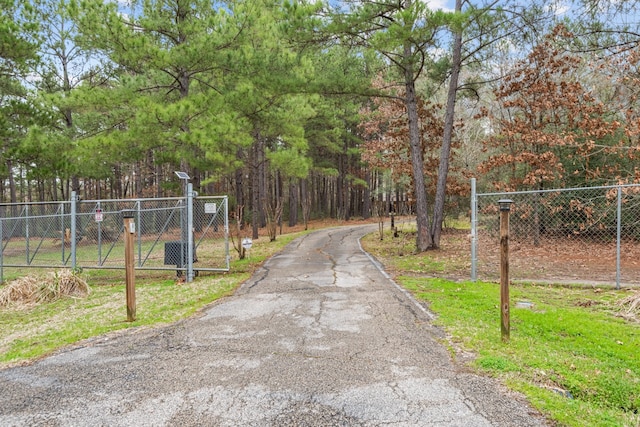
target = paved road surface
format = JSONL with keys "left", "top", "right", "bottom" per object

{"left": 0, "top": 225, "right": 548, "bottom": 426}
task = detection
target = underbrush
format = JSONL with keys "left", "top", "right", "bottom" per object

{"left": 0, "top": 270, "right": 89, "bottom": 307}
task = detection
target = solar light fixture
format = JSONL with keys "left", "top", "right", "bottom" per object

{"left": 174, "top": 171, "right": 190, "bottom": 180}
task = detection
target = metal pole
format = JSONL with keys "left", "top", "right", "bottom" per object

{"left": 174, "top": 172, "right": 191, "bottom": 278}
{"left": 471, "top": 178, "right": 477, "bottom": 281}
{"left": 0, "top": 216, "right": 3, "bottom": 283}
{"left": 187, "top": 183, "right": 194, "bottom": 283}
{"left": 224, "top": 196, "right": 230, "bottom": 270}
{"left": 137, "top": 201, "right": 142, "bottom": 268}
{"left": 616, "top": 186, "right": 622, "bottom": 290}
{"left": 61, "top": 202, "right": 65, "bottom": 264}
{"left": 498, "top": 199, "right": 513, "bottom": 343}
{"left": 25, "top": 204, "right": 29, "bottom": 265}
{"left": 97, "top": 201, "right": 102, "bottom": 266}
{"left": 182, "top": 179, "right": 188, "bottom": 275}
{"left": 70, "top": 191, "right": 77, "bottom": 270}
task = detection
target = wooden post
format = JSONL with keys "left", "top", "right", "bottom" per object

{"left": 123, "top": 212, "right": 136, "bottom": 322}
{"left": 498, "top": 199, "right": 513, "bottom": 343}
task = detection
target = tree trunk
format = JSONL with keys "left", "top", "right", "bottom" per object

{"left": 251, "top": 130, "right": 265, "bottom": 240}
{"left": 301, "top": 178, "right": 310, "bottom": 230}
{"left": 403, "top": 43, "right": 432, "bottom": 252}
{"left": 289, "top": 178, "right": 298, "bottom": 226}
{"left": 431, "top": 0, "right": 463, "bottom": 248}
{"left": 337, "top": 153, "right": 345, "bottom": 220}
{"left": 235, "top": 148, "right": 245, "bottom": 210}
{"left": 49, "top": 179, "right": 57, "bottom": 201}
{"left": 135, "top": 162, "right": 143, "bottom": 197}
{"left": 71, "top": 176, "right": 80, "bottom": 195}
{"left": 319, "top": 175, "right": 327, "bottom": 217}
{"left": 259, "top": 140, "right": 267, "bottom": 229}
{"left": 362, "top": 170, "right": 372, "bottom": 219}
{"left": 155, "top": 163, "right": 163, "bottom": 198}
{"left": 7, "top": 160, "right": 17, "bottom": 204}
{"left": 251, "top": 142, "right": 260, "bottom": 240}
{"left": 114, "top": 165, "right": 123, "bottom": 199}
{"left": 19, "top": 166, "right": 25, "bottom": 203}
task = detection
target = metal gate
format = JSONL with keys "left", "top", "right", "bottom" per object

{"left": 0, "top": 190, "right": 229, "bottom": 283}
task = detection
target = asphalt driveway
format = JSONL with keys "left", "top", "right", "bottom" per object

{"left": 0, "top": 225, "right": 548, "bottom": 426}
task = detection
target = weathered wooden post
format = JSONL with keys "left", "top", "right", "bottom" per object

{"left": 498, "top": 199, "right": 513, "bottom": 342}
{"left": 123, "top": 211, "right": 136, "bottom": 322}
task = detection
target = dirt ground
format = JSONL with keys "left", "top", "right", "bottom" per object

{"left": 429, "top": 228, "right": 640, "bottom": 288}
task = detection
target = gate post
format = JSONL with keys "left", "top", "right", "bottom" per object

{"left": 70, "top": 191, "right": 77, "bottom": 270}
{"left": 136, "top": 201, "right": 142, "bottom": 267}
{"left": 25, "top": 205, "right": 30, "bottom": 265}
{"left": 187, "top": 183, "right": 194, "bottom": 283}
{"left": 224, "top": 196, "right": 230, "bottom": 270}
{"left": 0, "top": 216, "right": 3, "bottom": 283}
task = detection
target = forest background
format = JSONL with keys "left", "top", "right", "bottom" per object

{"left": 2, "top": 0, "right": 640, "bottom": 252}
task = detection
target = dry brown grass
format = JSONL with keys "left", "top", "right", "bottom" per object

{"left": 616, "top": 290, "right": 640, "bottom": 322}
{"left": 0, "top": 270, "right": 90, "bottom": 308}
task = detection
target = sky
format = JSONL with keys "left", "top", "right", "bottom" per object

{"left": 423, "top": 0, "right": 455, "bottom": 11}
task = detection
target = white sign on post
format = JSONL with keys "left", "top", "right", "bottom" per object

{"left": 95, "top": 209, "right": 103, "bottom": 222}
{"left": 242, "top": 238, "right": 253, "bottom": 250}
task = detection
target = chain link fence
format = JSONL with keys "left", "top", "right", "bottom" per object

{"left": 471, "top": 180, "right": 640, "bottom": 288}
{"left": 0, "top": 191, "right": 229, "bottom": 283}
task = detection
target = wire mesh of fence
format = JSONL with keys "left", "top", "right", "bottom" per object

{"left": 0, "top": 193, "right": 229, "bottom": 282}
{"left": 471, "top": 182, "right": 640, "bottom": 288}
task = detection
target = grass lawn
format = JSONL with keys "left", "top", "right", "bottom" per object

{"left": 362, "top": 228, "right": 640, "bottom": 427}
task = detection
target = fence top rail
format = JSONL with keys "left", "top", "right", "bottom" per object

{"left": 477, "top": 183, "right": 640, "bottom": 198}
{"left": 0, "top": 195, "right": 228, "bottom": 209}
{"left": 80, "top": 195, "right": 227, "bottom": 204}
{"left": 0, "top": 201, "right": 66, "bottom": 208}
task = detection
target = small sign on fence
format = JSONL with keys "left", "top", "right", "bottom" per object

{"left": 94, "top": 209, "right": 103, "bottom": 222}
{"left": 204, "top": 203, "right": 217, "bottom": 214}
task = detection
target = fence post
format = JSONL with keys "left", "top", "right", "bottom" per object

{"left": 616, "top": 186, "right": 622, "bottom": 290}
{"left": 498, "top": 199, "right": 513, "bottom": 343}
{"left": 70, "top": 191, "right": 77, "bottom": 270}
{"left": 471, "top": 178, "right": 478, "bottom": 282}
{"left": 187, "top": 183, "right": 194, "bottom": 283}
{"left": 123, "top": 210, "right": 136, "bottom": 322}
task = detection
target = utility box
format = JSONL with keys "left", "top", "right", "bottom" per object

{"left": 164, "top": 241, "right": 197, "bottom": 268}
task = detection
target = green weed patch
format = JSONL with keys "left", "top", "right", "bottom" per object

{"left": 401, "top": 277, "right": 640, "bottom": 427}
